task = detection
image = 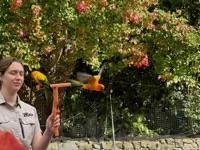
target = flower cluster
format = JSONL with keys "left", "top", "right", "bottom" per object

{"left": 123, "top": 12, "right": 140, "bottom": 24}
{"left": 129, "top": 49, "right": 149, "bottom": 68}
{"left": 142, "top": 0, "right": 158, "bottom": 7}
{"left": 10, "top": 0, "right": 22, "bottom": 12}
{"left": 158, "top": 73, "right": 171, "bottom": 81}
{"left": 29, "top": 5, "right": 46, "bottom": 42}
{"left": 99, "top": 0, "right": 107, "bottom": 8}
{"left": 76, "top": 0, "right": 86, "bottom": 13}
{"left": 16, "top": 29, "right": 28, "bottom": 37}
{"left": 31, "top": 5, "right": 41, "bottom": 17}
{"left": 145, "top": 12, "right": 157, "bottom": 29}
{"left": 42, "top": 45, "right": 54, "bottom": 56}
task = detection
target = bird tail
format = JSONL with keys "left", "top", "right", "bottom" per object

{"left": 43, "top": 88, "right": 53, "bottom": 115}
{"left": 67, "top": 79, "right": 83, "bottom": 87}
{"left": 99, "top": 62, "right": 106, "bottom": 76}
{"left": 41, "top": 82, "right": 53, "bottom": 100}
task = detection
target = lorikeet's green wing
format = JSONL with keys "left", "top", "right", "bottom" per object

{"left": 67, "top": 79, "right": 83, "bottom": 87}
{"left": 38, "top": 78, "right": 53, "bottom": 102}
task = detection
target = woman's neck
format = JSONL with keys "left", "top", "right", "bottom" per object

{"left": 0, "top": 88, "right": 17, "bottom": 106}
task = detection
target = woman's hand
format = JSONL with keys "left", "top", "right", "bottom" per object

{"left": 45, "top": 110, "right": 60, "bottom": 135}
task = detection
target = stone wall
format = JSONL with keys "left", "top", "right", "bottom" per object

{"left": 48, "top": 136, "right": 200, "bottom": 150}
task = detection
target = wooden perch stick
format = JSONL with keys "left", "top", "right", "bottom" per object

{"left": 50, "top": 83, "right": 71, "bottom": 136}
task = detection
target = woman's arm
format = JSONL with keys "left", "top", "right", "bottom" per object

{"left": 31, "top": 113, "right": 60, "bottom": 150}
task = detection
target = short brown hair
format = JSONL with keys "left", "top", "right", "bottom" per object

{"left": 0, "top": 57, "right": 24, "bottom": 87}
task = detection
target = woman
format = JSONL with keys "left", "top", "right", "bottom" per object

{"left": 0, "top": 57, "right": 60, "bottom": 150}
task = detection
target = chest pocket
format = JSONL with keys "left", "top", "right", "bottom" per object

{"left": 0, "top": 117, "right": 10, "bottom": 130}
{"left": 21, "top": 118, "right": 35, "bottom": 125}
{"left": 20, "top": 118, "right": 35, "bottom": 139}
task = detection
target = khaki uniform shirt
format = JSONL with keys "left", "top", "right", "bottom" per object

{"left": 0, "top": 92, "right": 41, "bottom": 149}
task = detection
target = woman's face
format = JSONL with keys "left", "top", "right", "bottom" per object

{"left": 0, "top": 62, "right": 24, "bottom": 92}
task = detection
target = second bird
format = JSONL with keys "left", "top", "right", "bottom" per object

{"left": 67, "top": 63, "right": 106, "bottom": 91}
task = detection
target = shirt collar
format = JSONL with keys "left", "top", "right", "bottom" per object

{"left": 0, "top": 92, "right": 5, "bottom": 104}
{"left": 0, "top": 92, "right": 22, "bottom": 108}
{"left": 16, "top": 96, "right": 22, "bottom": 108}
